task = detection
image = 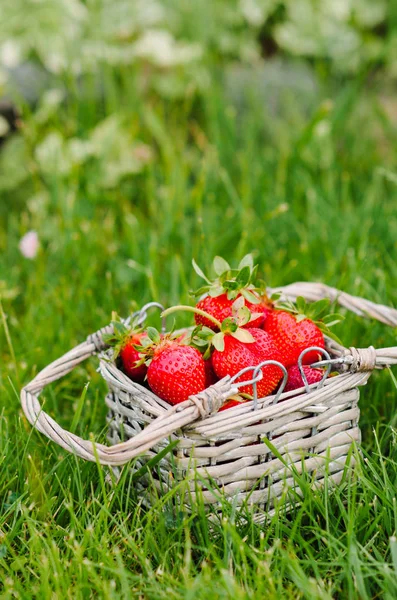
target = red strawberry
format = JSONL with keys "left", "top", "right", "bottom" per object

{"left": 245, "top": 298, "right": 273, "bottom": 329}
{"left": 103, "top": 317, "right": 150, "bottom": 383}
{"left": 192, "top": 254, "right": 273, "bottom": 332}
{"left": 147, "top": 341, "right": 206, "bottom": 405}
{"left": 195, "top": 293, "right": 272, "bottom": 331}
{"left": 204, "top": 358, "right": 218, "bottom": 388}
{"left": 119, "top": 332, "right": 148, "bottom": 382}
{"left": 285, "top": 364, "right": 324, "bottom": 392}
{"left": 211, "top": 328, "right": 284, "bottom": 397}
{"left": 195, "top": 293, "right": 234, "bottom": 330}
{"left": 264, "top": 310, "right": 324, "bottom": 368}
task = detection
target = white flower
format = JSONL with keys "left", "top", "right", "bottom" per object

{"left": 19, "top": 231, "right": 39, "bottom": 259}
{"left": 133, "top": 30, "right": 202, "bottom": 68}
{"left": 0, "top": 40, "right": 22, "bottom": 69}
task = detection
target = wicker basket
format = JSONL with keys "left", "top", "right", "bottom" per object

{"left": 20, "top": 282, "right": 397, "bottom": 517}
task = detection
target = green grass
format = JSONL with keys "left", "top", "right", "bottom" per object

{"left": 2, "top": 49, "right": 397, "bottom": 598}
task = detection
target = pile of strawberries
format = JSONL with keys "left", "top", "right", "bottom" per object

{"left": 105, "top": 256, "right": 342, "bottom": 410}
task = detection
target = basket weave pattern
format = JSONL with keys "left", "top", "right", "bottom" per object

{"left": 20, "top": 282, "right": 397, "bottom": 512}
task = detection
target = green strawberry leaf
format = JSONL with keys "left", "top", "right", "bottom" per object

{"left": 102, "top": 333, "right": 118, "bottom": 345}
{"left": 113, "top": 320, "right": 128, "bottom": 335}
{"left": 219, "top": 268, "right": 238, "bottom": 284}
{"left": 270, "top": 291, "right": 281, "bottom": 301}
{"left": 208, "top": 286, "right": 224, "bottom": 298}
{"left": 241, "top": 288, "right": 260, "bottom": 304}
{"left": 226, "top": 289, "right": 239, "bottom": 300}
{"left": 192, "top": 258, "right": 211, "bottom": 284}
{"left": 230, "top": 328, "right": 255, "bottom": 343}
{"left": 238, "top": 254, "right": 254, "bottom": 270}
{"left": 189, "top": 285, "right": 210, "bottom": 298}
{"left": 320, "top": 328, "right": 344, "bottom": 346}
{"left": 212, "top": 332, "right": 225, "bottom": 352}
{"left": 147, "top": 327, "right": 161, "bottom": 344}
{"left": 236, "top": 265, "right": 251, "bottom": 287}
{"left": 203, "top": 347, "right": 211, "bottom": 360}
{"left": 236, "top": 306, "right": 251, "bottom": 326}
{"left": 231, "top": 296, "right": 245, "bottom": 312}
{"left": 322, "top": 313, "right": 345, "bottom": 327}
{"left": 213, "top": 256, "right": 231, "bottom": 276}
{"left": 250, "top": 264, "right": 259, "bottom": 284}
{"left": 221, "top": 318, "right": 238, "bottom": 333}
{"left": 191, "top": 337, "right": 208, "bottom": 347}
{"left": 306, "top": 298, "right": 331, "bottom": 320}
{"left": 296, "top": 296, "right": 307, "bottom": 315}
{"left": 223, "top": 280, "right": 239, "bottom": 291}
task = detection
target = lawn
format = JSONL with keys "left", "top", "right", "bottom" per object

{"left": 1, "top": 1, "right": 397, "bottom": 598}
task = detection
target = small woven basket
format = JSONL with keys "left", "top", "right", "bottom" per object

{"left": 21, "top": 282, "right": 397, "bottom": 517}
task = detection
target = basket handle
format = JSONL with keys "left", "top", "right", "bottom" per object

{"left": 20, "top": 284, "right": 397, "bottom": 466}
{"left": 20, "top": 324, "right": 243, "bottom": 466}
{"left": 272, "top": 281, "right": 397, "bottom": 327}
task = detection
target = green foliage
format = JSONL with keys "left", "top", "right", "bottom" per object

{"left": 1, "top": 1, "right": 397, "bottom": 598}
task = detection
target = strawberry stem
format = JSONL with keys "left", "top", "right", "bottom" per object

{"left": 161, "top": 305, "right": 222, "bottom": 329}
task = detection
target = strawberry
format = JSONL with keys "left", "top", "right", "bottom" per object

{"left": 148, "top": 344, "right": 206, "bottom": 405}
{"left": 191, "top": 255, "right": 272, "bottom": 331}
{"left": 211, "top": 328, "right": 284, "bottom": 397}
{"left": 285, "top": 365, "right": 324, "bottom": 392}
{"left": 119, "top": 332, "right": 148, "bottom": 382}
{"left": 162, "top": 304, "right": 284, "bottom": 399}
{"left": 204, "top": 358, "right": 218, "bottom": 388}
{"left": 195, "top": 293, "right": 272, "bottom": 331}
{"left": 264, "top": 296, "right": 343, "bottom": 368}
{"left": 103, "top": 316, "right": 149, "bottom": 383}
{"left": 265, "top": 310, "right": 324, "bottom": 367}
{"left": 136, "top": 328, "right": 206, "bottom": 405}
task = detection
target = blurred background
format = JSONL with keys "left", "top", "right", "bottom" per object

{"left": 1, "top": 0, "right": 397, "bottom": 421}
{"left": 2, "top": 5, "right": 397, "bottom": 595}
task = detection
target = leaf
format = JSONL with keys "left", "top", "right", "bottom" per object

{"left": 208, "top": 286, "right": 224, "bottom": 298}
{"left": 221, "top": 318, "right": 237, "bottom": 332}
{"left": 236, "top": 306, "right": 251, "bottom": 326}
{"left": 270, "top": 292, "right": 282, "bottom": 301}
{"left": 236, "top": 265, "right": 251, "bottom": 287}
{"left": 321, "top": 328, "right": 344, "bottom": 346}
{"left": 212, "top": 332, "right": 225, "bottom": 352}
{"left": 223, "top": 280, "right": 239, "bottom": 291}
{"left": 192, "top": 259, "right": 211, "bottom": 284}
{"left": 203, "top": 346, "right": 212, "bottom": 360}
{"left": 147, "top": 327, "right": 160, "bottom": 343}
{"left": 308, "top": 298, "right": 331, "bottom": 319}
{"left": 241, "top": 289, "right": 260, "bottom": 304}
{"left": 201, "top": 326, "right": 216, "bottom": 337}
{"left": 238, "top": 254, "right": 254, "bottom": 270}
{"left": 213, "top": 256, "right": 231, "bottom": 276}
{"left": 322, "top": 313, "right": 345, "bottom": 327}
{"left": 226, "top": 289, "right": 239, "bottom": 300}
{"left": 250, "top": 264, "right": 259, "bottom": 284}
{"left": 220, "top": 268, "right": 238, "bottom": 283}
{"left": 296, "top": 296, "right": 306, "bottom": 314}
{"left": 231, "top": 328, "right": 255, "bottom": 343}
{"left": 231, "top": 296, "right": 245, "bottom": 312}
{"left": 189, "top": 285, "right": 210, "bottom": 298}
{"left": 113, "top": 320, "right": 127, "bottom": 335}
